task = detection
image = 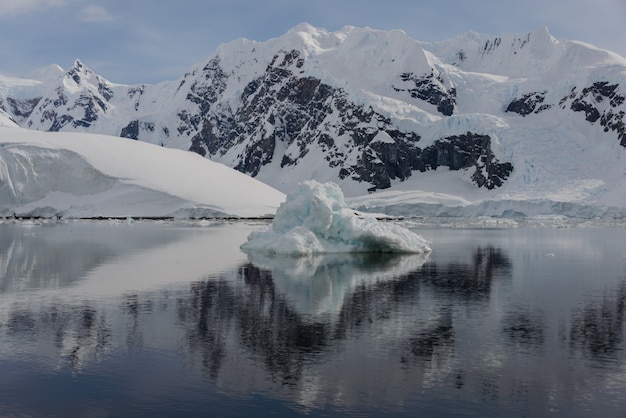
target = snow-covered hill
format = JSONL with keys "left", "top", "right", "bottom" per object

{"left": 0, "top": 128, "right": 284, "bottom": 218}
{"left": 1, "top": 23, "right": 626, "bottom": 218}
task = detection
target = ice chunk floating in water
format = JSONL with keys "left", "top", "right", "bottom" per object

{"left": 241, "top": 181, "right": 431, "bottom": 255}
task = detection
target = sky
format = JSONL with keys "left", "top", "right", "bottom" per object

{"left": 1, "top": 0, "right": 625, "bottom": 85}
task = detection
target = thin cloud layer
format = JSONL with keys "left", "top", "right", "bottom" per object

{"left": 78, "top": 5, "right": 113, "bottom": 22}
{"left": 0, "top": 0, "right": 69, "bottom": 17}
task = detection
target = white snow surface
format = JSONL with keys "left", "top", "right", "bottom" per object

{"left": 0, "top": 127, "right": 285, "bottom": 218}
{"left": 0, "top": 109, "right": 17, "bottom": 128}
{"left": 241, "top": 181, "right": 431, "bottom": 255}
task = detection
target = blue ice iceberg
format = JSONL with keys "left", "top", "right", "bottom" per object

{"left": 241, "top": 181, "right": 431, "bottom": 255}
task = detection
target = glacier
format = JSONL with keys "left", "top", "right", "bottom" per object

{"left": 241, "top": 181, "right": 431, "bottom": 255}
{"left": 0, "top": 125, "right": 285, "bottom": 218}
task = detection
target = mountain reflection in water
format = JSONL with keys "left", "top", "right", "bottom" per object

{"left": 0, "top": 221, "right": 625, "bottom": 417}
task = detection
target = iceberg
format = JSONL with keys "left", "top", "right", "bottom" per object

{"left": 241, "top": 181, "right": 431, "bottom": 255}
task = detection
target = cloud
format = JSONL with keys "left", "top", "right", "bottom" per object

{"left": 78, "top": 4, "right": 113, "bottom": 22}
{"left": 0, "top": 0, "right": 69, "bottom": 17}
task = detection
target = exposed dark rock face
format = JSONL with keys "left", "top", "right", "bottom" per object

{"left": 48, "top": 115, "right": 72, "bottom": 132}
{"left": 482, "top": 37, "right": 503, "bottom": 55}
{"left": 560, "top": 81, "right": 626, "bottom": 146}
{"left": 98, "top": 81, "right": 114, "bottom": 101}
{"left": 355, "top": 132, "right": 513, "bottom": 191}
{"left": 33, "top": 86, "right": 71, "bottom": 131}
{"left": 120, "top": 120, "right": 139, "bottom": 140}
{"left": 420, "top": 133, "right": 514, "bottom": 189}
{"left": 0, "top": 97, "right": 41, "bottom": 123}
{"left": 506, "top": 92, "right": 551, "bottom": 116}
{"left": 189, "top": 51, "right": 510, "bottom": 191}
{"left": 34, "top": 89, "right": 108, "bottom": 131}
{"left": 178, "top": 57, "right": 229, "bottom": 137}
{"left": 393, "top": 72, "right": 456, "bottom": 116}
{"left": 73, "top": 93, "right": 106, "bottom": 127}
{"left": 127, "top": 86, "right": 145, "bottom": 111}
{"left": 120, "top": 120, "right": 156, "bottom": 140}
{"left": 507, "top": 82, "right": 625, "bottom": 147}
{"left": 192, "top": 50, "right": 360, "bottom": 176}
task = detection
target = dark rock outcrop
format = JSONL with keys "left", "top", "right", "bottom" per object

{"left": 0, "top": 97, "right": 41, "bottom": 123}
{"left": 120, "top": 120, "right": 139, "bottom": 140}
{"left": 560, "top": 81, "right": 626, "bottom": 146}
{"left": 120, "top": 120, "right": 156, "bottom": 140}
{"left": 420, "top": 133, "right": 513, "bottom": 189}
{"left": 506, "top": 92, "right": 551, "bottom": 116}
{"left": 393, "top": 71, "right": 456, "bottom": 116}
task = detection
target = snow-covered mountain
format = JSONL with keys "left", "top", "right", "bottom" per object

{"left": 2, "top": 23, "right": 626, "bottom": 218}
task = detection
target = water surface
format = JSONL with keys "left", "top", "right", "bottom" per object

{"left": 1, "top": 220, "right": 625, "bottom": 417}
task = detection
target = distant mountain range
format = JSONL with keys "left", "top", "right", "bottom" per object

{"left": 1, "top": 23, "right": 626, "bottom": 218}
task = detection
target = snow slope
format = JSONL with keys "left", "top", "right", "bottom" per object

{"left": 0, "top": 127, "right": 285, "bottom": 218}
{"left": 0, "top": 109, "right": 17, "bottom": 128}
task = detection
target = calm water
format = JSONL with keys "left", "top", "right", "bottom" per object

{"left": 1, "top": 220, "right": 625, "bottom": 417}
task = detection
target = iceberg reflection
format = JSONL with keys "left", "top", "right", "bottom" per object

{"left": 245, "top": 252, "right": 429, "bottom": 318}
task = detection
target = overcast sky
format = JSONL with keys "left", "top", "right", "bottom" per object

{"left": 1, "top": 0, "right": 624, "bottom": 84}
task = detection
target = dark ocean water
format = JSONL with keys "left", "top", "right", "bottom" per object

{"left": 1, "top": 220, "right": 625, "bottom": 417}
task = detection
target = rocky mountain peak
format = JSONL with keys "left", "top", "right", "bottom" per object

{"left": 18, "top": 58, "right": 117, "bottom": 132}
{"left": 65, "top": 59, "right": 92, "bottom": 85}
